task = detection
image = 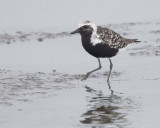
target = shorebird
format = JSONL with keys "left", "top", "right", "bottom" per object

{"left": 71, "top": 21, "right": 140, "bottom": 82}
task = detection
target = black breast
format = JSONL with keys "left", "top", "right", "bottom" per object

{"left": 81, "top": 36, "right": 118, "bottom": 58}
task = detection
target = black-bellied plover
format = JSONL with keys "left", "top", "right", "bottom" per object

{"left": 71, "top": 20, "right": 140, "bottom": 82}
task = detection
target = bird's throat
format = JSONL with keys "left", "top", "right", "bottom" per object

{"left": 81, "top": 34, "right": 92, "bottom": 46}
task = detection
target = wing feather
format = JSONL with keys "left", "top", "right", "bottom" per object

{"left": 97, "top": 26, "right": 139, "bottom": 49}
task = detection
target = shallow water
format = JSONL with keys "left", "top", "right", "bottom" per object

{"left": 0, "top": 22, "right": 160, "bottom": 128}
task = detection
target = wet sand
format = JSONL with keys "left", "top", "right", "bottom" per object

{"left": 0, "top": 22, "right": 160, "bottom": 128}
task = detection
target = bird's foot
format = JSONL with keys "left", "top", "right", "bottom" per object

{"left": 81, "top": 72, "right": 90, "bottom": 81}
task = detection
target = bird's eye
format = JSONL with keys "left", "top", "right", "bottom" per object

{"left": 83, "top": 25, "right": 88, "bottom": 29}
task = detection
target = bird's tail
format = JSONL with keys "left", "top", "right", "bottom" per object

{"left": 131, "top": 39, "right": 141, "bottom": 43}
{"left": 124, "top": 38, "right": 141, "bottom": 44}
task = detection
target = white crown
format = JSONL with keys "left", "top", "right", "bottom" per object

{"left": 78, "top": 20, "right": 97, "bottom": 31}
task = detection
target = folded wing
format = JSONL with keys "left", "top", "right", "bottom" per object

{"left": 97, "top": 26, "right": 140, "bottom": 49}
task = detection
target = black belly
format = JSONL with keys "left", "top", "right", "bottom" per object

{"left": 82, "top": 43, "right": 118, "bottom": 58}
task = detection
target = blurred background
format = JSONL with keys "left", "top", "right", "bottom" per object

{"left": 0, "top": 0, "right": 160, "bottom": 30}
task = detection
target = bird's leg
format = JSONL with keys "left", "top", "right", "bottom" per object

{"left": 107, "top": 58, "right": 113, "bottom": 83}
{"left": 81, "top": 58, "right": 102, "bottom": 81}
{"left": 107, "top": 82, "right": 114, "bottom": 95}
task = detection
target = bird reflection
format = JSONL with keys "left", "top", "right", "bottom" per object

{"left": 81, "top": 86, "right": 128, "bottom": 128}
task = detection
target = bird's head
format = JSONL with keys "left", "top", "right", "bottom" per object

{"left": 71, "top": 20, "right": 97, "bottom": 36}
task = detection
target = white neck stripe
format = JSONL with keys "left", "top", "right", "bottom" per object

{"left": 78, "top": 21, "right": 102, "bottom": 46}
